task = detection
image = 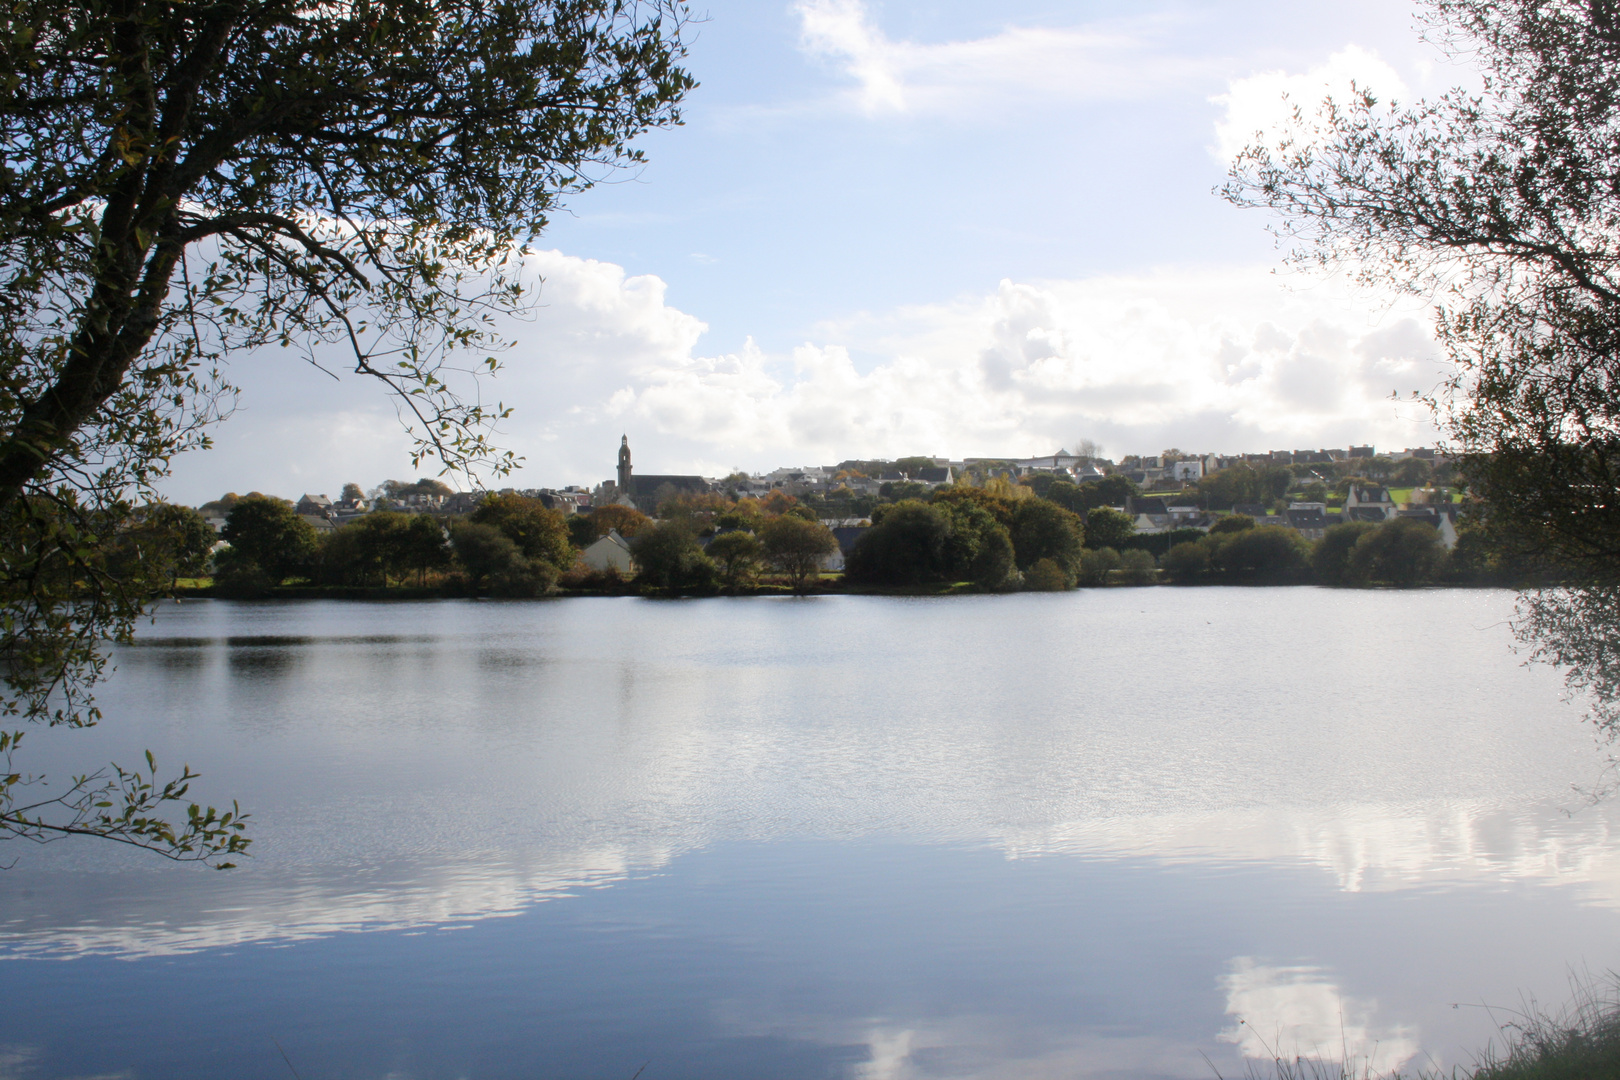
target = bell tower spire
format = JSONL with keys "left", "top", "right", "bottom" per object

{"left": 617, "top": 434, "right": 632, "bottom": 493}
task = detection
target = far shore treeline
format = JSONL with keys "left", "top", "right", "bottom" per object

{"left": 141, "top": 455, "right": 1572, "bottom": 599}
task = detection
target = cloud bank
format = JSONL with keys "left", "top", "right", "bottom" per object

{"left": 162, "top": 248, "right": 1445, "bottom": 500}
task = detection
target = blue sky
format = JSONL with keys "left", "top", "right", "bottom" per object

{"left": 163, "top": 0, "right": 1460, "bottom": 503}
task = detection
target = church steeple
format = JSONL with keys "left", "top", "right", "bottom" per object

{"left": 617, "top": 434, "right": 632, "bottom": 493}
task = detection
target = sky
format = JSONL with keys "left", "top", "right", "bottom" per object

{"left": 162, "top": 0, "right": 1470, "bottom": 503}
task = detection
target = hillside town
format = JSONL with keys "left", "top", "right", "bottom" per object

{"left": 171, "top": 433, "right": 1504, "bottom": 598}
{"left": 256, "top": 436, "right": 1465, "bottom": 549}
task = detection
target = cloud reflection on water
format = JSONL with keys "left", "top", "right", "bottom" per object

{"left": 3, "top": 797, "right": 1617, "bottom": 963}
{"left": 1219, "top": 958, "right": 1420, "bottom": 1074}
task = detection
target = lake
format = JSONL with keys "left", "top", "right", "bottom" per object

{"left": 2, "top": 589, "right": 1617, "bottom": 1079}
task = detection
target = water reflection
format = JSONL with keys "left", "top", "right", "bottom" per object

{"left": 0, "top": 592, "right": 1612, "bottom": 1079}
{"left": 1219, "top": 958, "right": 1420, "bottom": 1074}
{"left": 3, "top": 797, "right": 1617, "bottom": 961}
{"left": 1518, "top": 586, "right": 1620, "bottom": 762}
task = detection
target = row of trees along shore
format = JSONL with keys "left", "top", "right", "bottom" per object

{"left": 183, "top": 460, "right": 1562, "bottom": 598}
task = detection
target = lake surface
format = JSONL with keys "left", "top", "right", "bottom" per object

{"left": 2, "top": 589, "right": 1618, "bottom": 1079}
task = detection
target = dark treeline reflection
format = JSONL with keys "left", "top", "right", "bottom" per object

{"left": 1519, "top": 587, "right": 1620, "bottom": 783}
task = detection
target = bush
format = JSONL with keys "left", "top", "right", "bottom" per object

{"left": 1075, "top": 546, "right": 1122, "bottom": 586}
{"left": 1024, "top": 557, "right": 1070, "bottom": 591}
{"left": 1160, "top": 541, "right": 1210, "bottom": 582}
{"left": 1119, "top": 548, "right": 1157, "bottom": 584}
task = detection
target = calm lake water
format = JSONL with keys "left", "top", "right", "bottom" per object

{"left": 2, "top": 590, "right": 1618, "bottom": 1079}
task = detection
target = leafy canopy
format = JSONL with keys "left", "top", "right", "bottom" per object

{"left": 0, "top": 0, "right": 692, "bottom": 864}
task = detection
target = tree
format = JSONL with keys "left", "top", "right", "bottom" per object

{"left": 1224, "top": 0, "right": 1620, "bottom": 579}
{"left": 217, "top": 495, "right": 317, "bottom": 587}
{"left": 1075, "top": 474, "right": 1137, "bottom": 511}
{"left": 1392, "top": 457, "right": 1433, "bottom": 487}
{"left": 449, "top": 520, "right": 553, "bottom": 596}
{"left": 469, "top": 494, "right": 572, "bottom": 573}
{"left": 1208, "top": 514, "right": 1255, "bottom": 536}
{"left": 1313, "top": 521, "right": 1380, "bottom": 586}
{"left": 759, "top": 515, "right": 837, "bottom": 594}
{"left": 628, "top": 521, "right": 714, "bottom": 593}
{"left": 0, "top": 0, "right": 692, "bottom": 863}
{"left": 1118, "top": 548, "right": 1157, "bottom": 585}
{"left": 1084, "top": 506, "right": 1135, "bottom": 550}
{"left": 844, "top": 501, "right": 953, "bottom": 585}
{"left": 401, "top": 514, "right": 450, "bottom": 585}
{"left": 587, "top": 504, "right": 653, "bottom": 540}
{"left": 1009, "top": 499, "right": 1085, "bottom": 576}
{"left": 706, "top": 530, "right": 763, "bottom": 591}
{"left": 1348, "top": 518, "right": 1445, "bottom": 587}
{"left": 342, "top": 510, "right": 413, "bottom": 585}
{"left": 341, "top": 483, "right": 365, "bottom": 504}
{"left": 122, "top": 503, "right": 215, "bottom": 587}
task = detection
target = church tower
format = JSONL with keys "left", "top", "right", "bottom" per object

{"left": 617, "top": 434, "right": 633, "bottom": 493}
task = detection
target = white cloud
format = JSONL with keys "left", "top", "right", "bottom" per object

{"left": 793, "top": 0, "right": 1206, "bottom": 115}
{"left": 601, "top": 268, "right": 1444, "bottom": 465}
{"left": 161, "top": 250, "right": 1445, "bottom": 502}
{"left": 1212, "top": 44, "right": 1410, "bottom": 162}
{"left": 1219, "top": 957, "right": 1420, "bottom": 1075}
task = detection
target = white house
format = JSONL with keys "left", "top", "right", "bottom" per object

{"left": 581, "top": 529, "right": 634, "bottom": 574}
{"left": 1344, "top": 484, "right": 1397, "bottom": 521}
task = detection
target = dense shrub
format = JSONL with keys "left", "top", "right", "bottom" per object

{"left": 1075, "top": 546, "right": 1121, "bottom": 586}
{"left": 1023, "top": 558, "right": 1070, "bottom": 591}
{"left": 1119, "top": 548, "right": 1158, "bottom": 584}
{"left": 1160, "top": 541, "right": 1211, "bottom": 582}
